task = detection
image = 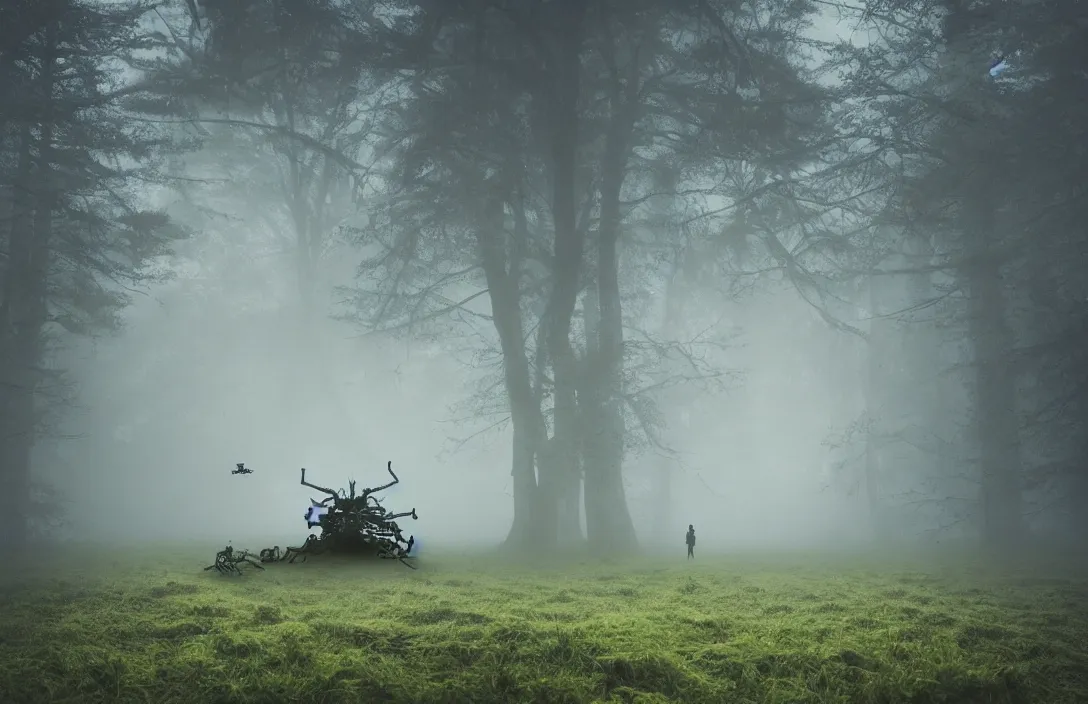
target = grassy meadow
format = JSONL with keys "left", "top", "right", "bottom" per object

{"left": 0, "top": 545, "right": 1086, "bottom": 703}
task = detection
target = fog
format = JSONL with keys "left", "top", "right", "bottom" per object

{"left": 4, "top": 0, "right": 1085, "bottom": 565}
{"left": 45, "top": 267, "right": 871, "bottom": 550}
{"left": 37, "top": 6, "right": 878, "bottom": 555}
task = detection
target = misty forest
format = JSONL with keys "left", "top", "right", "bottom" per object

{"left": 1, "top": 0, "right": 1086, "bottom": 702}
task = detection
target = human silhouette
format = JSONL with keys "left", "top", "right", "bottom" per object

{"left": 685, "top": 524, "right": 696, "bottom": 559}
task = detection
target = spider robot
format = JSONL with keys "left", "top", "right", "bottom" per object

{"left": 255, "top": 537, "right": 321, "bottom": 564}
{"left": 203, "top": 545, "right": 264, "bottom": 575}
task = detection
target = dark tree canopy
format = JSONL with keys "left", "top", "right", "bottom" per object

{"left": 0, "top": 0, "right": 188, "bottom": 550}
{"left": 1, "top": 0, "right": 1085, "bottom": 555}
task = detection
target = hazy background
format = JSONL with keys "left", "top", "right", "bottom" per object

{"left": 47, "top": 280, "right": 870, "bottom": 550}
{"left": 4, "top": 0, "right": 1084, "bottom": 559}
{"left": 32, "top": 4, "right": 869, "bottom": 551}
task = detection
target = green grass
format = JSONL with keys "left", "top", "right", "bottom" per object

{"left": 1, "top": 546, "right": 1086, "bottom": 703}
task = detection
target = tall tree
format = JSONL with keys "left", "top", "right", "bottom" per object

{"left": 1006, "top": 0, "right": 1088, "bottom": 542}
{"left": 0, "top": 0, "right": 184, "bottom": 551}
{"left": 822, "top": 0, "right": 1088, "bottom": 548}
{"left": 346, "top": 0, "right": 577, "bottom": 551}
{"left": 346, "top": 0, "right": 830, "bottom": 552}
{"left": 883, "top": 0, "right": 1029, "bottom": 548}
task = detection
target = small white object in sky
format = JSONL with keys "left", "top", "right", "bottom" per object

{"left": 305, "top": 500, "right": 329, "bottom": 527}
{"left": 989, "top": 56, "right": 1009, "bottom": 78}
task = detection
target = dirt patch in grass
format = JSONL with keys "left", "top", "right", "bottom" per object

{"left": 0, "top": 548, "right": 1085, "bottom": 703}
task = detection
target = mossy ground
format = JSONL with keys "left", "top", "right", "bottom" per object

{"left": 0, "top": 546, "right": 1085, "bottom": 703}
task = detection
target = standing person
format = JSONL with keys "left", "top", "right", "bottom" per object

{"left": 686, "top": 524, "right": 696, "bottom": 559}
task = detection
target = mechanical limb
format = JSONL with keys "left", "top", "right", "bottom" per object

{"left": 235, "top": 551, "right": 265, "bottom": 570}
{"left": 205, "top": 546, "right": 264, "bottom": 575}
{"left": 300, "top": 468, "right": 338, "bottom": 500}
{"left": 376, "top": 540, "right": 418, "bottom": 569}
{"left": 283, "top": 534, "right": 321, "bottom": 563}
{"left": 259, "top": 546, "right": 282, "bottom": 563}
{"left": 362, "top": 461, "right": 400, "bottom": 499}
{"left": 205, "top": 546, "right": 235, "bottom": 574}
{"left": 381, "top": 508, "right": 417, "bottom": 522}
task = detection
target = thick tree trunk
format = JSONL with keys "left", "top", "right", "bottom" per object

{"left": 0, "top": 35, "right": 54, "bottom": 553}
{"left": 0, "top": 428, "right": 31, "bottom": 552}
{"left": 965, "top": 182, "right": 1025, "bottom": 549}
{"left": 0, "top": 132, "right": 34, "bottom": 553}
{"left": 528, "top": 309, "right": 565, "bottom": 547}
{"left": 545, "top": 307, "right": 580, "bottom": 553}
{"left": 582, "top": 235, "right": 637, "bottom": 554}
{"left": 538, "top": 433, "right": 582, "bottom": 546}
{"left": 505, "top": 397, "right": 542, "bottom": 549}
{"left": 582, "top": 100, "right": 638, "bottom": 554}
{"left": 557, "top": 466, "right": 583, "bottom": 544}
{"left": 540, "top": 0, "right": 589, "bottom": 551}
{"left": 941, "top": 0, "right": 1025, "bottom": 552}
{"left": 0, "top": 363, "right": 35, "bottom": 553}
{"left": 475, "top": 190, "right": 550, "bottom": 550}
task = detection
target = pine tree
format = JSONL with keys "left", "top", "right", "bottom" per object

{"left": 0, "top": 0, "right": 185, "bottom": 550}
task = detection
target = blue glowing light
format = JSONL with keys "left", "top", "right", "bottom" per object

{"left": 304, "top": 499, "right": 329, "bottom": 527}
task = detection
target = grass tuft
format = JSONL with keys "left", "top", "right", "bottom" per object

{"left": 0, "top": 547, "right": 1086, "bottom": 703}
